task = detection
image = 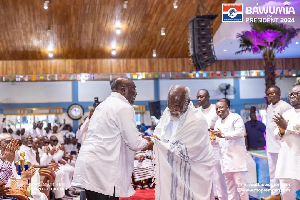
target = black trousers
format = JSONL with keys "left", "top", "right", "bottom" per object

{"left": 85, "top": 189, "right": 119, "bottom": 200}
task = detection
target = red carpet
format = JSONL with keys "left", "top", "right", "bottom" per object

{"left": 120, "top": 189, "right": 155, "bottom": 200}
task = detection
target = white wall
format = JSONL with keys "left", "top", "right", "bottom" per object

{"left": 240, "top": 77, "right": 297, "bottom": 99}
{"left": 159, "top": 79, "right": 235, "bottom": 100}
{"left": 0, "top": 82, "right": 72, "bottom": 103}
{"left": 78, "top": 80, "right": 155, "bottom": 102}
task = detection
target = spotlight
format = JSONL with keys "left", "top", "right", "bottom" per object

{"left": 48, "top": 52, "right": 53, "bottom": 58}
{"left": 44, "top": 1, "right": 49, "bottom": 9}
{"left": 173, "top": 1, "right": 178, "bottom": 8}
{"left": 111, "top": 49, "right": 117, "bottom": 55}
{"left": 153, "top": 50, "right": 156, "bottom": 57}
{"left": 161, "top": 28, "right": 165, "bottom": 36}
{"left": 123, "top": 1, "right": 128, "bottom": 9}
{"left": 116, "top": 27, "right": 121, "bottom": 35}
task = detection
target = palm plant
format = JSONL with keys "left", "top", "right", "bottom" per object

{"left": 236, "top": 22, "right": 299, "bottom": 91}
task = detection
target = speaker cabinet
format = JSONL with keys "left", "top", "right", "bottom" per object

{"left": 189, "top": 15, "right": 218, "bottom": 70}
{"left": 149, "top": 101, "right": 161, "bottom": 119}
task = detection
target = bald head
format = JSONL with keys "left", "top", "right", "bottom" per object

{"left": 167, "top": 85, "right": 190, "bottom": 118}
{"left": 111, "top": 77, "right": 137, "bottom": 105}
{"left": 197, "top": 89, "right": 210, "bottom": 108}
{"left": 50, "top": 135, "right": 58, "bottom": 146}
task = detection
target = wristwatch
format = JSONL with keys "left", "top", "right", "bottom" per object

{"left": 278, "top": 130, "right": 285, "bottom": 137}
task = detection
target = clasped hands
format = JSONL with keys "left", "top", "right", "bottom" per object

{"left": 209, "top": 128, "right": 225, "bottom": 140}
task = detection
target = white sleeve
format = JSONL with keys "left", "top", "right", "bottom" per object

{"left": 224, "top": 117, "right": 245, "bottom": 140}
{"left": 52, "top": 150, "right": 64, "bottom": 163}
{"left": 0, "top": 122, "right": 3, "bottom": 133}
{"left": 58, "top": 124, "right": 65, "bottom": 132}
{"left": 117, "top": 107, "right": 148, "bottom": 151}
{"left": 40, "top": 153, "right": 52, "bottom": 165}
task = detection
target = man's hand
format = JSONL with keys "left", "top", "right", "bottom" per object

{"left": 152, "top": 135, "right": 160, "bottom": 141}
{"left": 0, "top": 182, "right": 9, "bottom": 196}
{"left": 45, "top": 146, "right": 50, "bottom": 155}
{"left": 212, "top": 128, "right": 225, "bottom": 138}
{"left": 273, "top": 113, "right": 289, "bottom": 135}
{"left": 58, "top": 160, "right": 66, "bottom": 165}
{"left": 2, "top": 118, "right": 5, "bottom": 123}
{"left": 142, "top": 138, "right": 154, "bottom": 151}
{"left": 1, "top": 139, "right": 19, "bottom": 163}
{"left": 139, "top": 155, "right": 145, "bottom": 161}
{"left": 21, "top": 165, "right": 36, "bottom": 179}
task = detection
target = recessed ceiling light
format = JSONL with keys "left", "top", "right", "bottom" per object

{"left": 296, "top": 42, "right": 299, "bottom": 44}
{"left": 223, "top": 49, "right": 227, "bottom": 52}
{"left": 153, "top": 50, "right": 157, "bottom": 57}
{"left": 116, "top": 27, "right": 121, "bottom": 35}
{"left": 44, "top": 1, "right": 49, "bottom": 9}
{"left": 111, "top": 49, "right": 117, "bottom": 56}
{"left": 161, "top": 28, "right": 165, "bottom": 36}
{"left": 256, "top": 3, "right": 259, "bottom": 5}
{"left": 173, "top": 1, "right": 178, "bottom": 8}
{"left": 48, "top": 52, "right": 53, "bottom": 58}
{"left": 123, "top": 1, "right": 128, "bottom": 9}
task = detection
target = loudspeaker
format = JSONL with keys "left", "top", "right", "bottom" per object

{"left": 189, "top": 15, "right": 218, "bottom": 70}
{"left": 149, "top": 101, "right": 161, "bottom": 119}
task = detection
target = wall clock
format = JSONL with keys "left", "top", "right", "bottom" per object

{"left": 67, "top": 104, "right": 84, "bottom": 120}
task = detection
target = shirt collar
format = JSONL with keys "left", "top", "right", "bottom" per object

{"left": 110, "top": 92, "right": 130, "bottom": 105}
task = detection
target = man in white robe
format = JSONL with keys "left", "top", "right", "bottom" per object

{"left": 273, "top": 84, "right": 300, "bottom": 199}
{"left": 48, "top": 124, "right": 65, "bottom": 145}
{"left": 25, "top": 122, "right": 38, "bottom": 138}
{"left": 153, "top": 85, "right": 214, "bottom": 200}
{"left": 263, "top": 86, "right": 292, "bottom": 200}
{"left": 72, "top": 78, "right": 153, "bottom": 200}
{"left": 212, "top": 98, "right": 249, "bottom": 200}
{"left": 197, "top": 89, "right": 227, "bottom": 200}
{"left": 35, "top": 121, "right": 47, "bottom": 137}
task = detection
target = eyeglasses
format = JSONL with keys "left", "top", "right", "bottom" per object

{"left": 50, "top": 140, "right": 58, "bottom": 142}
{"left": 266, "top": 92, "right": 278, "bottom": 97}
{"left": 289, "top": 91, "right": 300, "bottom": 98}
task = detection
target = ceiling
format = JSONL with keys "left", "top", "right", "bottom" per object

{"left": 0, "top": 0, "right": 235, "bottom": 60}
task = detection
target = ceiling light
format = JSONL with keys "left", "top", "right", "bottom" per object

{"left": 241, "top": 76, "right": 245, "bottom": 80}
{"left": 153, "top": 50, "right": 156, "bottom": 57}
{"left": 116, "top": 27, "right": 121, "bottom": 35}
{"left": 173, "top": 1, "right": 178, "bottom": 8}
{"left": 296, "top": 42, "right": 299, "bottom": 44}
{"left": 111, "top": 49, "right": 117, "bottom": 56}
{"left": 44, "top": 1, "right": 49, "bottom": 9}
{"left": 81, "top": 79, "right": 86, "bottom": 83}
{"left": 123, "top": 1, "right": 128, "bottom": 9}
{"left": 256, "top": 3, "right": 259, "bottom": 5}
{"left": 161, "top": 28, "right": 165, "bottom": 36}
{"left": 293, "top": 74, "right": 296, "bottom": 76}
{"left": 48, "top": 52, "right": 53, "bottom": 58}
{"left": 223, "top": 49, "right": 227, "bottom": 52}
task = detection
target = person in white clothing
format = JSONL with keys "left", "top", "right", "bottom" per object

{"left": 26, "top": 122, "right": 38, "bottom": 138}
{"left": 273, "top": 84, "right": 300, "bottom": 199}
{"left": 76, "top": 109, "right": 94, "bottom": 144}
{"left": 35, "top": 121, "right": 47, "bottom": 137}
{"left": 153, "top": 85, "right": 215, "bottom": 200}
{"left": 197, "top": 89, "right": 227, "bottom": 200}
{"left": 48, "top": 124, "right": 65, "bottom": 145}
{"left": 72, "top": 77, "right": 153, "bottom": 200}
{"left": 262, "top": 86, "right": 292, "bottom": 200}
{"left": 212, "top": 98, "right": 249, "bottom": 200}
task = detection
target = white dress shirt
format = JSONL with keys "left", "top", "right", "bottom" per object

{"left": 199, "top": 104, "right": 219, "bottom": 129}
{"left": 76, "top": 118, "right": 90, "bottom": 144}
{"left": 36, "top": 128, "right": 47, "bottom": 137}
{"left": 214, "top": 113, "right": 248, "bottom": 173}
{"left": 72, "top": 92, "right": 148, "bottom": 198}
{"left": 266, "top": 100, "right": 292, "bottom": 153}
{"left": 275, "top": 108, "right": 300, "bottom": 180}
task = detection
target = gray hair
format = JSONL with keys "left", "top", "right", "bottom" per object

{"left": 168, "top": 85, "right": 191, "bottom": 101}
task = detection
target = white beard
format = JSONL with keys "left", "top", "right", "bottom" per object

{"left": 170, "top": 115, "right": 181, "bottom": 121}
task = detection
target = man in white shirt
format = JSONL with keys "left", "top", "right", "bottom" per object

{"left": 36, "top": 121, "right": 47, "bottom": 137}
{"left": 262, "top": 86, "right": 292, "bottom": 200}
{"left": 273, "top": 84, "right": 300, "bottom": 199}
{"left": 197, "top": 89, "right": 227, "bottom": 200}
{"left": 76, "top": 109, "right": 94, "bottom": 145}
{"left": 212, "top": 98, "right": 249, "bottom": 200}
{"left": 72, "top": 77, "right": 153, "bottom": 200}
{"left": 153, "top": 85, "right": 215, "bottom": 200}
{"left": 26, "top": 122, "right": 38, "bottom": 138}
